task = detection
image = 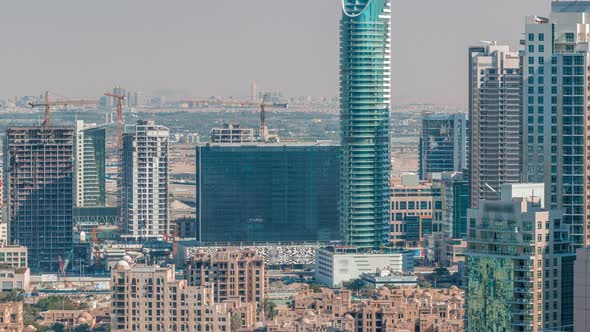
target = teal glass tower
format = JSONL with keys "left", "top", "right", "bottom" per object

{"left": 340, "top": 0, "right": 391, "bottom": 249}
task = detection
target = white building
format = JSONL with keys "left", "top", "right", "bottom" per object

{"left": 315, "top": 247, "right": 414, "bottom": 287}
{"left": 74, "top": 120, "right": 105, "bottom": 207}
{"left": 121, "top": 120, "right": 170, "bottom": 240}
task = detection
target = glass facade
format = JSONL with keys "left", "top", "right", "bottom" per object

{"left": 196, "top": 144, "right": 340, "bottom": 243}
{"left": 419, "top": 113, "right": 467, "bottom": 180}
{"left": 340, "top": 0, "right": 391, "bottom": 249}
{"left": 82, "top": 126, "right": 106, "bottom": 206}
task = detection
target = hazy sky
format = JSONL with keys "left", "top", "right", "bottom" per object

{"left": 0, "top": 1, "right": 549, "bottom": 105}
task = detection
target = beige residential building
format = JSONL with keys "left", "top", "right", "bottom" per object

{"left": 241, "top": 285, "right": 464, "bottom": 332}
{"left": 42, "top": 310, "right": 95, "bottom": 329}
{"left": 185, "top": 249, "right": 267, "bottom": 303}
{"left": 390, "top": 175, "right": 442, "bottom": 248}
{"left": 0, "top": 267, "right": 30, "bottom": 292}
{"left": 111, "top": 262, "right": 256, "bottom": 332}
{"left": 0, "top": 245, "right": 27, "bottom": 269}
{"left": 0, "top": 301, "right": 23, "bottom": 332}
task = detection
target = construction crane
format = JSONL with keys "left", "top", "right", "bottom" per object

{"left": 29, "top": 91, "right": 98, "bottom": 128}
{"left": 104, "top": 92, "right": 126, "bottom": 148}
{"left": 181, "top": 94, "right": 288, "bottom": 142}
{"left": 58, "top": 256, "right": 69, "bottom": 288}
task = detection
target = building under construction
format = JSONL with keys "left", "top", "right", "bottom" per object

{"left": 3, "top": 127, "right": 75, "bottom": 271}
{"left": 74, "top": 120, "right": 106, "bottom": 207}
{"left": 121, "top": 120, "right": 170, "bottom": 241}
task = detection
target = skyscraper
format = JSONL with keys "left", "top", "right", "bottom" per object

{"left": 340, "top": 0, "right": 391, "bottom": 249}
{"left": 121, "top": 120, "right": 170, "bottom": 241}
{"left": 3, "top": 127, "right": 75, "bottom": 271}
{"left": 468, "top": 43, "right": 521, "bottom": 208}
{"left": 74, "top": 120, "right": 106, "bottom": 207}
{"left": 196, "top": 143, "right": 340, "bottom": 243}
{"left": 523, "top": 2, "right": 590, "bottom": 246}
{"left": 465, "top": 184, "right": 575, "bottom": 331}
{"left": 419, "top": 113, "right": 467, "bottom": 180}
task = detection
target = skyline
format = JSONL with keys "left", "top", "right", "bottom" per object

{"left": 0, "top": 0, "right": 547, "bottom": 105}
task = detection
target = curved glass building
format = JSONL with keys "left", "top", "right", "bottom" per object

{"left": 340, "top": 0, "right": 391, "bottom": 249}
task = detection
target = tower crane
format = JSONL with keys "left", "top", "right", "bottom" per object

{"left": 180, "top": 93, "right": 288, "bottom": 142}
{"left": 29, "top": 91, "right": 98, "bottom": 128}
{"left": 104, "top": 92, "right": 126, "bottom": 149}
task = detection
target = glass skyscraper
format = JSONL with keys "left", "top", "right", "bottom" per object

{"left": 196, "top": 144, "right": 340, "bottom": 243}
{"left": 419, "top": 113, "right": 467, "bottom": 180}
{"left": 340, "top": 0, "right": 391, "bottom": 249}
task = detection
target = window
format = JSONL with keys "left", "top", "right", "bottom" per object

{"left": 529, "top": 33, "right": 535, "bottom": 41}
{"left": 539, "top": 45, "right": 545, "bottom": 52}
{"left": 529, "top": 45, "right": 535, "bottom": 53}
{"left": 539, "top": 33, "right": 544, "bottom": 41}
{"left": 566, "top": 32, "right": 575, "bottom": 42}
{"left": 539, "top": 57, "right": 544, "bottom": 64}
{"left": 529, "top": 57, "right": 535, "bottom": 65}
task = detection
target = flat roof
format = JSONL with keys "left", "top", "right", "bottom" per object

{"left": 552, "top": 1, "right": 590, "bottom": 13}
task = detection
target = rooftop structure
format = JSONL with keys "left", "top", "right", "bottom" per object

{"left": 210, "top": 123, "right": 255, "bottom": 143}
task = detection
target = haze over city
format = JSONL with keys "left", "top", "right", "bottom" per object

{"left": 1, "top": 0, "right": 546, "bottom": 105}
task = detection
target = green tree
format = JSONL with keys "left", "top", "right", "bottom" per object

{"left": 50, "top": 323, "right": 65, "bottom": 332}
{"left": 73, "top": 324, "right": 92, "bottom": 332}
{"left": 307, "top": 283, "right": 322, "bottom": 293}
{"left": 230, "top": 314, "right": 242, "bottom": 332}
{"left": 342, "top": 279, "right": 365, "bottom": 294}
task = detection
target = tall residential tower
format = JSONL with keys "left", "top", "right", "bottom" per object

{"left": 340, "top": 0, "right": 391, "bottom": 249}
{"left": 3, "top": 127, "right": 75, "bottom": 271}
{"left": 523, "top": 2, "right": 590, "bottom": 246}
{"left": 468, "top": 43, "right": 521, "bottom": 208}
{"left": 121, "top": 121, "right": 170, "bottom": 240}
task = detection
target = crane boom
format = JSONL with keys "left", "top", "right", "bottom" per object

{"left": 28, "top": 91, "right": 98, "bottom": 128}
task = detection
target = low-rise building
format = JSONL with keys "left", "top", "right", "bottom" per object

{"left": 0, "top": 301, "right": 23, "bottom": 332}
{"left": 211, "top": 123, "right": 255, "bottom": 143}
{"left": 0, "top": 245, "right": 27, "bottom": 269}
{"left": 42, "top": 310, "right": 95, "bottom": 329}
{"left": 111, "top": 262, "right": 256, "bottom": 332}
{"left": 241, "top": 285, "right": 464, "bottom": 332}
{"left": 185, "top": 248, "right": 267, "bottom": 303}
{"left": 315, "top": 247, "right": 414, "bottom": 288}
{"left": 360, "top": 268, "right": 417, "bottom": 288}
{"left": 0, "top": 268, "right": 30, "bottom": 291}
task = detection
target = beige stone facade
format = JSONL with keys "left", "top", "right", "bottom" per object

{"left": 0, "top": 301, "right": 23, "bottom": 332}
{"left": 0, "top": 246, "right": 27, "bottom": 269}
{"left": 185, "top": 249, "right": 267, "bottom": 303}
{"left": 111, "top": 262, "right": 256, "bottom": 332}
{"left": 241, "top": 285, "right": 464, "bottom": 332}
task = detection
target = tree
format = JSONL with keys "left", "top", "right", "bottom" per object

{"left": 261, "top": 298, "right": 277, "bottom": 320}
{"left": 230, "top": 314, "right": 242, "bottom": 332}
{"left": 307, "top": 283, "right": 322, "bottom": 293}
{"left": 49, "top": 323, "right": 65, "bottom": 332}
{"left": 0, "top": 289, "right": 25, "bottom": 302}
{"left": 342, "top": 279, "right": 365, "bottom": 294}
{"left": 73, "top": 324, "right": 92, "bottom": 332}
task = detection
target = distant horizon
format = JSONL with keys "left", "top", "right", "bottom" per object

{"left": 0, "top": 0, "right": 548, "bottom": 106}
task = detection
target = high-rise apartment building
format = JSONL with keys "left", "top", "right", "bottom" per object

{"left": 111, "top": 262, "right": 256, "bottom": 332}
{"left": 74, "top": 120, "right": 106, "bottom": 207}
{"left": 523, "top": 2, "right": 590, "bottom": 246}
{"left": 465, "top": 184, "right": 575, "bottom": 331}
{"left": 340, "top": 0, "right": 391, "bottom": 249}
{"left": 574, "top": 247, "right": 590, "bottom": 332}
{"left": 468, "top": 43, "right": 521, "bottom": 208}
{"left": 185, "top": 249, "right": 267, "bottom": 304}
{"left": 3, "top": 127, "right": 74, "bottom": 271}
{"left": 196, "top": 143, "right": 340, "bottom": 243}
{"left": 419, "top": 113, "right": 467, "bottom": 180}
{"left": 121, "top": 120, "right": 169, "bottom": 241}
